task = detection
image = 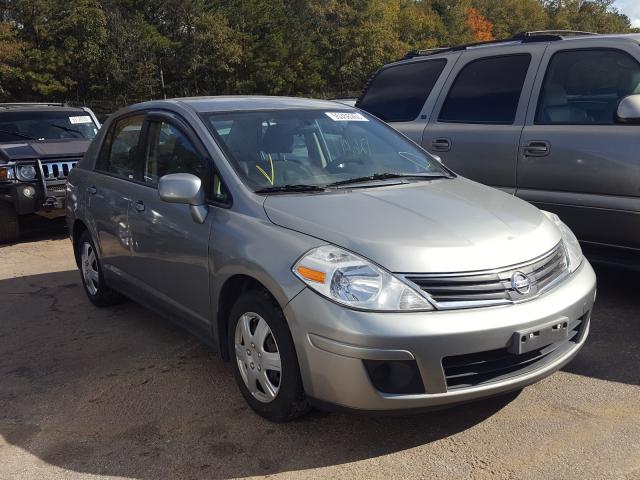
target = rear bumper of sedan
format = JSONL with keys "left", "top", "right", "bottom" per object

{"left": 283, "top": 260, "right": 596, "bottom": 412}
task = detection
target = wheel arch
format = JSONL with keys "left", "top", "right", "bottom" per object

{"left": 215, "top": 271, "right": 302, "bottom": 361}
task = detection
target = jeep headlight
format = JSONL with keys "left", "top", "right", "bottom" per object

{"left": 293, "top": 245, "right": 433, "bottom": 311}
{"left": 17, "top": 165, "right": 37, "bottom": 181}
{"left": 543, "top": 211, "right": 583, "bottom": 273}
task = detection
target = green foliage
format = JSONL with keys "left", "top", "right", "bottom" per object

{"left": 0, "top": 0, "right": 636, "bottom": 104}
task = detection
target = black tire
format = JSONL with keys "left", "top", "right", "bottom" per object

{"left": 228, "top": 289, "right": 310, "bottom": 422}
{"left": 78, "top": 230, "right": 126, "bottom": 307}
{"left": 0, "top": 201, "right": 20, "bottom": 244}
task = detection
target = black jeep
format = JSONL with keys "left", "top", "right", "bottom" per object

{"left": 0, "top": 103, "right": 100, "bottom": 243}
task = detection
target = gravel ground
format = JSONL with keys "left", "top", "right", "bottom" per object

{"left": 0, "top": 216, "right": 639, "bottom": 480}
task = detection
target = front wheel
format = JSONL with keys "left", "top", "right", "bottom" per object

{"left": 228, "top": 290, "right": 309, "bottom": 422}
{"left": 0, "top": 201, "right": 20, "bottom": 244}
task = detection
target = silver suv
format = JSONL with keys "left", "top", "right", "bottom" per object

{"left": 357, "top": 31, "right": 640, "bottom": 262}
{"left": 66, "top": 97, "right": 596, "bottom": 421}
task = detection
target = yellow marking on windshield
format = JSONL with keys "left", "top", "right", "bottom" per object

{"left": 256, "top": 154, "right": 275, "bottom": 185}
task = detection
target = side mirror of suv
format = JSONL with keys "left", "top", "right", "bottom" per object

{"left": 616, "top": 94, "right": 640, "bottom": 124}
{"left": 158, "top": 173, "right": 208, "bottom": 224}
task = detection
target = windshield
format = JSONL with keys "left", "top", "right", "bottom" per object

{"left": 203, "top": 109, "right": 449, "bottom": 190}
{"left": 0, "top": 110, "right": 98, "bottom": 142}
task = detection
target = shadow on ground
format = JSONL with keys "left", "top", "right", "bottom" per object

{"left": 561, "top": 264, "right": 640, "bottom": 386}
{"left": 0, "top": 269, "right": 519, "bottom": 479}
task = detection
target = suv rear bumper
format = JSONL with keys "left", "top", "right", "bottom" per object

{"left": 284, "top": 260, "right": 596, "bottom": 412}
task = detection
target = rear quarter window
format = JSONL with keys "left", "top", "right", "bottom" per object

{"left": 357, "top": 59, "right": 447, "bottom": 123}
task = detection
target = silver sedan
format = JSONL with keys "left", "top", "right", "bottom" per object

{"left": 66, "top": 96, "right": 596, "bottom": 421}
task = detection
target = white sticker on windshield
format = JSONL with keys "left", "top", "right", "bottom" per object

{"left": 69, "top": 115, "right": 92, "bottom": 124}
{"left": 325, "top": 112, "right": 369, "bottom": 122}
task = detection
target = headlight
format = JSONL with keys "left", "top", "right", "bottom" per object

{"left": 293, "top": 245, "right": 434, "bottom": 311}
{"left": 17, "top": 165, "right": 37, "bottom": 181}
{"left": 542, "top": 211, "right": 583, "bottom": 273}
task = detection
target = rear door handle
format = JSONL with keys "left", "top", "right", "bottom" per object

{"left": 523, "top": 141, "right": 550, "bottom": 157}
{"left": 431, "top": 138, "right": 451, "bottom": 152}
{"left": 134, "top": 200, "right": 145, "bottom": 212}
{"left": 86, "top": 186, "right": 97, "bottom": 195}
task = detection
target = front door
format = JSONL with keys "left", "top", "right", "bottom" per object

{"left": 126, "top": 113, "right": 212, "bottom": 329}
{"left": 517, "top": 46, "right": 640, "bottom": 250}
{"left": 422, "top": 45, "right": 546, "bottom": 194}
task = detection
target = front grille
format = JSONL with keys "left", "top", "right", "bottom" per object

{"left": 40, "top": 159, "right": 79, "bottom": 181}
{"left": 404, "top": 243, "right": 568, "bottom": 309}
{"left": 442, "top": 315, "right": 585, "bottom": 390}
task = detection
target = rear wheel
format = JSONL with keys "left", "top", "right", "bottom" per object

{"left": 0, "top": 201, "right": 20, "bottom": 244}
{"left": 228, "top": 290, "right": 309, "bottom": 422}
{"left": 78, "top": 230, "right": 125, "bottom": 307}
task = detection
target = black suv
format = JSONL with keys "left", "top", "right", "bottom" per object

{"left": 0, "top": 103, "right": 100, "bottom": 243}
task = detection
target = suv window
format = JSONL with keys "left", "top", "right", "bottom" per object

{"left": 536, "top": 49, "right": 640, "bottom": 125}
{"left": 96, "top": 115, "right": 144, "bottom": 179}
{"left": 143, "top": 121, "right": 203, "bottom": 185}
{"left": 439, "top": 54, "right": 531, "bottom": 124}
{"left": 357, "top": 59, "right": 446, "bottom": 122}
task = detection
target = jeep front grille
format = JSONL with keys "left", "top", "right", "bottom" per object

{"left": 403, "top": 243, "right": 569, "bottom": 310}
{"left": 41, "top": 159, "right": 79, "bottom": 181}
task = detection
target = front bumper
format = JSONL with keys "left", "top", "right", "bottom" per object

{"left": 284, "top": 260, "right": 596, "bottom": 411}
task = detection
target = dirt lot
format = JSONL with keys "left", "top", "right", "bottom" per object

{"left": 1, "top": 216, "right": 639, "bottom": 480}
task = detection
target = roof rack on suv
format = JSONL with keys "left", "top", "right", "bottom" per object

{"left": 403, "top": 30, "right": 599, "bottom": 59}
{"left": 0, "top": 102, "right": 67, "bottom": 109}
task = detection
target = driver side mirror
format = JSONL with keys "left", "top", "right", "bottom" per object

{"left": 616, "top": 94, "right": 640, "bottom": 124}
{"left": 158, "top": 173, "right": 208, "bottom": 224}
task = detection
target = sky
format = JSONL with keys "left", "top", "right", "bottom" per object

{"left": 615, "top": 0, "right": 640, "bottom": 27}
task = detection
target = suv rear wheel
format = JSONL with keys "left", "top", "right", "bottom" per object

{"left": 228, "top": 290, "right": 309, "bottom": 422}
{"left": 0, "top": 202, "right": 19, "bottom": 244}
{"left": 78, "top": 230, "right": 125, "bottom": 307}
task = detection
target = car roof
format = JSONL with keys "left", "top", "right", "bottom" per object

{"left": 390, "top": 32, "right": 640, "bottom": 68}
{"left": 128, "top": 96, "right": 354, "bottom": 114}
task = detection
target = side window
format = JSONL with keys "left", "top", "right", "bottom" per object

{"left": 357, "top": 59, "right": 447, "bottom": 122}
{"left": 439, "top": 54, "right": 531, "bottom": 124}
{"left": 96, "top": 115, "right": 144, "bottom": 179}
{"left": 536, "top": 49, "right": 640, "bottom": 125}
{"left": 143, "top": 121, "right": 204, "bottom": 185}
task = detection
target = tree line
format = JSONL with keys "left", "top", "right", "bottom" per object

{"left": 0, "top": 0, "right": 635, "bottom": 113}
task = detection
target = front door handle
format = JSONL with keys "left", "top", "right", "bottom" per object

{"left": 524, "top": 141, "right": 550, "bottom": 157}
{"left": 432, "top": 138, "right": 451, "bottom": 152}
{"left": 134, "top": 200, "right": 145, "bottom": 212}
{"left": 86, "top": 186, "right": 97, "bottom": 195}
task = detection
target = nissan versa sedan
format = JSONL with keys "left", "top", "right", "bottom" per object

{"left": 66, "top": 97, "right": 596, "bottom": 422}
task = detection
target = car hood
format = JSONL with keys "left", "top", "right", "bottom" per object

{"left": 263, "top": 178, "right": 561, "bottom": 273}
{"left": 0, "top": 140, "right": 90, "bottom": 163}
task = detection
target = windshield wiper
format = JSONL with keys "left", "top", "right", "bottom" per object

{"left": 326, "top": 172, "right": 449, "bottom": 187}
{"left": 0, "top": 129, "right": 37, "bottom": 140}
{"left": 49, "top": 123, "right": 86, "bottom": 138}
{"left": 255, "top": 184, "right": 326, "bottom": 194}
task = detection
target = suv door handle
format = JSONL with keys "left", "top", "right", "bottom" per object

{"left": 86, "top": 186, "right": 97, "bottom": 195}
{"left": 432, "top": 138, "right": 451, "bottom": 152}
{"left": 134, "top": 200, "right": 145, "bottom": 212}
{"left": 524, "top": 141, "right": 550, "bottom": 157}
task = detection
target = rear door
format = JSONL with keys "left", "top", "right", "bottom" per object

{"left": 125, "top": 112, "right": 227, "bottom": 331}
{"left": 517, "top": 41, "right": 640, "bottom": 250}
{"left": 422, "top": 44, "right": 546, "bottom": 194}
{"left": 89, "top": 114, "right": 144, "bottom": 281}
